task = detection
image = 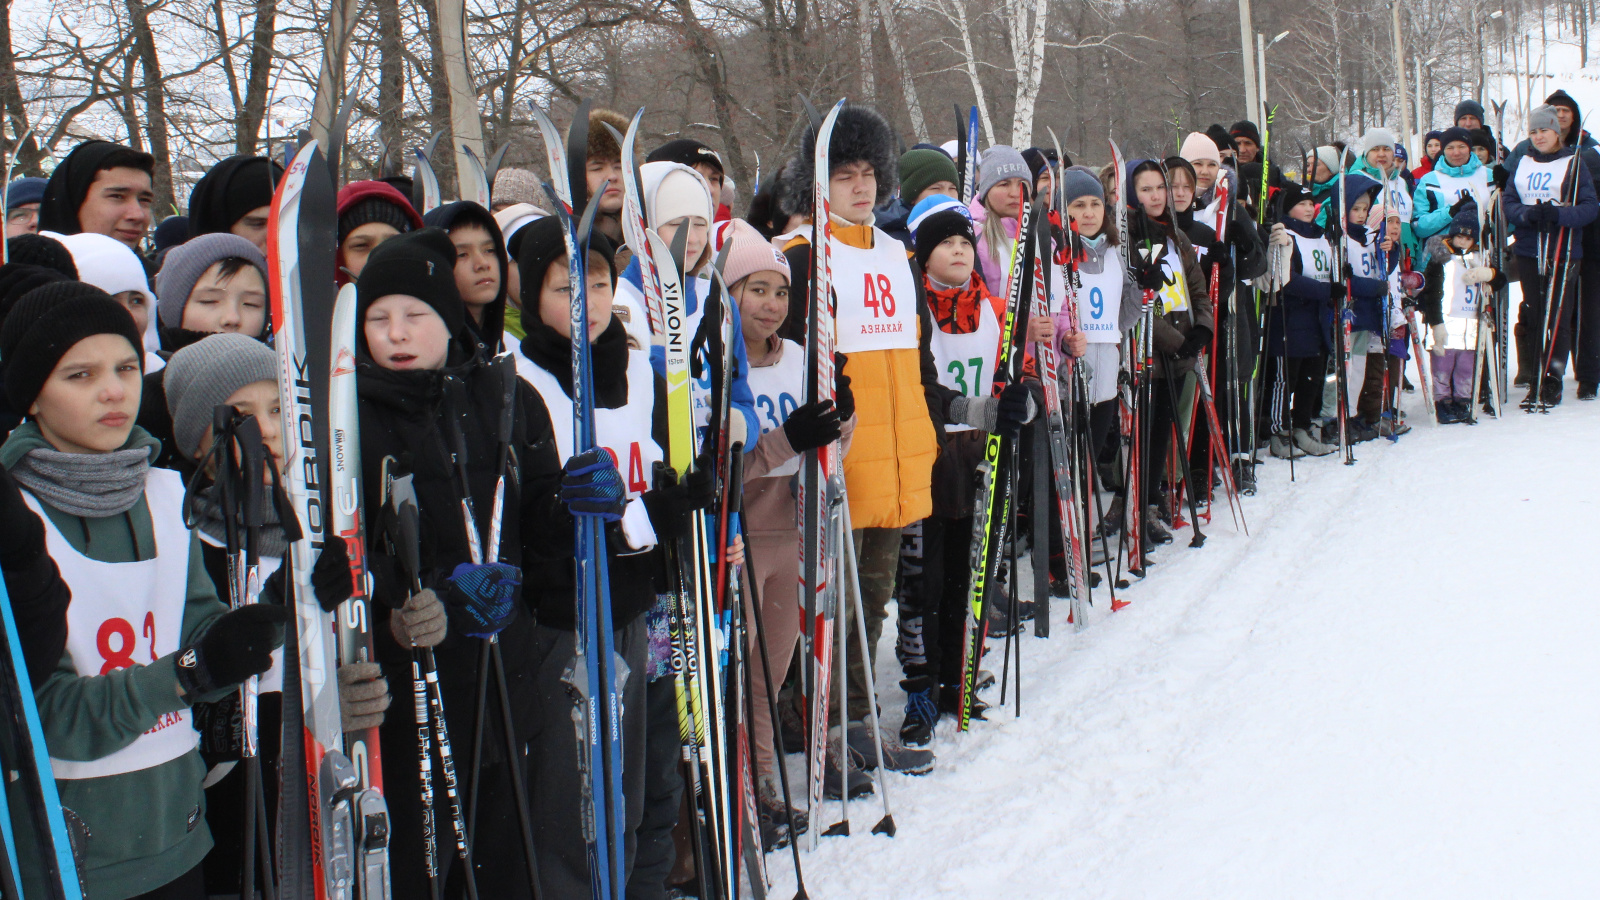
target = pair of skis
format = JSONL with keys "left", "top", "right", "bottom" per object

{"left": 269, "top": 138, "right": 393, "bottom": 900}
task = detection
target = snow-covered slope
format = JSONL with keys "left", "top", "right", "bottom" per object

{"left": 771, "top": 367, "right": 1600, "bottom": 897}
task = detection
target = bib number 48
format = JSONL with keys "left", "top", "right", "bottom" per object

{"left": 862, "top": 273, "right": 897, "bottom": 318}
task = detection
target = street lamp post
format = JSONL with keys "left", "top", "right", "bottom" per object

{"left": 1478, "top": 10, "right": 1504, "bottom": 100}
{"left": 1256, "top": 30, "right": 1290, "bottom": 130}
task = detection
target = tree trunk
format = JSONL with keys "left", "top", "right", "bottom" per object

{"left": 856, "top": 0, "right": 875, "bottom": 103}
{"left": 945, "top": 0, "right": 996, "bottom": 145}
{"left": 420, "top": 0, "right": 458, "bottom": 197}
{"left": 236, "top": 0, "right": 276, "bottom": 155}
{"left": 1008, "top": 0, "right": 1048, "bottom": 147}
{"left": 877, "top": 0, "right": 927, "bottom": 142}
{"left": 376, "top": 0, "right": 404, "bottom": 176}
{"left": 0, "top": 0, "right": 41, "bottom": 174}
{"left": 125, "top": 0, "right": 173, "bottom": 216}
{"left": 671, "top": 0, "right": 751, "bottom": 195}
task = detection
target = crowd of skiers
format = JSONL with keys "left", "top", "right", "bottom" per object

{"left": 0, "top": 83, "right": 1592, "bottom": 900}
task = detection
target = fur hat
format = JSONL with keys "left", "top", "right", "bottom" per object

{"left": 587, "top": 108, "right": 633, "bottom": 163}
{"left": 779, "top": 105, "right": 898, "bottom": 218}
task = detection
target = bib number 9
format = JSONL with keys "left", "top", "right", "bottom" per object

{"left": 1089, "top": 287, "right": 1104, "bottom": 321}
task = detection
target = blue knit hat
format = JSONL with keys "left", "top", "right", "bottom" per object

{"left": 5, "top": 177, "right": 45, "bottom": 210}
{"left": 1446, "top": 206, "right": 1480, "bottom": 241}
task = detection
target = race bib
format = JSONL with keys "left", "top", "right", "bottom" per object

{"left": 831, "top": 231, "right": 920, "bottom": 354}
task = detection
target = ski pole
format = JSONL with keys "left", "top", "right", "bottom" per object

{"left": 839, "top": 502, "right": 896, "bottom": 836}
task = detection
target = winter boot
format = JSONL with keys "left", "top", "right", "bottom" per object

{"left": 899, "top": 677, "right": 939, "bottom": 748}
{"left": 1580, "top": 381, "right": 1598, "bottom": 401}
{"left": 1233, "top": 458, "right": 1258, "bottom": 495}
{"left": 847, "top": 721, "right": 935, "bottom": 775}
{"left": 1292, "top": 427, "right": 1336, "bottom": 456}
{"left": 1434, "top": 400, "right": 1461, "bottom": 424}
{"left": 939, "top": 684, "right": 990, "bottom": 720}
{"left": 1376, "top": 415, "right": 1411, "bottom": 438}
{"left": 1269, "top": 431, "right": 1300, "bottom": 459}
{"left": 757, "top": 778, "right": 802, "bottom": 850}
{"left": 824, "top": 731, "right": 875, "bottom": 800}
{"left": 1144, "top": 507, "right": 1173, "bottom": 545}
{"left": 1347, "top": 418, "right": 1380, "bottom": 443}
{"left": 1096, "top": 495, "right": 1124, "bottom": 540}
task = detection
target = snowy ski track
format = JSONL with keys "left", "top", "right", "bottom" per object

{"left": 772, "top": 385, "right": 1600, "bottom": 898}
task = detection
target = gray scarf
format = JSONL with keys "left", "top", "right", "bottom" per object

{"left": 189, "top": 485, "right": 288, "bottom": 560}
{"left": 12, "top": 446, "right": 152, "bottom": 517}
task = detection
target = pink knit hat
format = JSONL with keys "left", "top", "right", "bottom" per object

{"left": 718, "top": 219, "right": 791, "bottom": 287}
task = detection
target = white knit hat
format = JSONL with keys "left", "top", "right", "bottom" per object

{"left": 1358, "top": 127, "right": 1399, "bottom": 158}
{"left": 640, "top": 161, "right": 713, "bottom": 228}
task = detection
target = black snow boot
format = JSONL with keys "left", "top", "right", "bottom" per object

{"left": 899, "top": 677, "right": 939, "bottom": 748}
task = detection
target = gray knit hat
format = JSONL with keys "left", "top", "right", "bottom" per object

{"left": 163, "top": 332, "right": 278, "bottom": 460}
{"left": 492, "top": 168, "right": 544, "bottom": 208}
{"left": 1060, "top": 166, "right": 1105, "bottom": 208}
{"left": 1529, "top": 104, "right": 1562, "bottom": 136}
{"left": 977, "top": 146, "right": 1030, "bottom": 204}
{"left": 155, "top": 233, "right": 268, "bottom": 329}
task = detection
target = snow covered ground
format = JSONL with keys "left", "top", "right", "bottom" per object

{"left": 770, "top": 368, "right": 1600, "bottom": 898}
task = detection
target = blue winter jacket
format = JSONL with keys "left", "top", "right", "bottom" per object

{"left": 620, "top": 256, "right": 760, "bottom": 451}
{"left": 1411, "top": 154, "right": 1486, "bottom": 241}
{"left": 1502, "top": 145, "right": 1600, "bottom": 260}
{"left": 1267, "top": 216, "right": 1333, "bottom": 357}
{"left": 1339, "top": 173, "right": 1395, "bottom": 334}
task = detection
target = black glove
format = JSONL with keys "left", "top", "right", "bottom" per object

{"left": 996, "top": 382, "right": 1038, "bottom": 434}
{"left": 1526, "top": 201, "right": 1561, "bottom": 229}
{"left": 833, "top": 353, "right": 855, "bottom": 421}
{"left": 444, "top": 562, "right": 522, "bottom": 639}
{"left": 1131, "top": 246, "right": 1168, "bottom": 292}
{"left": 1448, "top": 193, "right": 1474, "bottom": 218}
{"left": 644, "top": 455, "right": 716, "bottom": 540}
{"left": 560, "top": 448, "right": 627, "bottom": 521}
{"left": 1492, "top": 165, "right": 1510, "bottom": 190}
{"left": 782, "top": 400, "right": 842, "bottom": 453}
{"left": 1177, "top": 325, "right": 1213, "bottom": 359}
{"left": 175, "top": 604, "right": 291, "bottom": 699}
{"left": 312, "top": 537, "right": 354, "bottom": 613}
{"left": 0, "top": 465, "right": 44, "bottom": 572}
{"left": 1329, "top": 281, "right": 1348, "bottom": 304}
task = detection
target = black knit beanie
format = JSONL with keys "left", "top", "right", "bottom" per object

{"left": 1206, "top": 124, "right": 1236, "bottom": 155}
{"left": 515, "top": 216, "right": 619, "bottom": 313}
{"left": 340, "top": 196, "right": 417, "bottom": 243}
{"left": 1230, "top": 120, "right": 1262, "bottom": 147}
{"left": 0, "top": 264, "right": 68, "bottom": 327}
{"left": 914, "top": 209, "right": 977, "bottom": 273}
{"left": 0, "top": 282, "right": 143, "bottom": 413}
{"left": 355, "top": 227, "right": 466, "bottom": 342}
{"left": 6, "top": 234, "right": 78, "bottom": 279}
{"left": 188, "top": 155, "right": 282, "bottom": 237}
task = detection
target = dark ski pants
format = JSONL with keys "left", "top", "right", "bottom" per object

{"left": 625, "top": 676, "right": 684, "bottom": 900}
{"left": 1574, "top": 257, "right": 1600, "bottom": 384}
{"left": 128, "top": 864, "right": 205, "bottom": 900}
{"left": 1263, "top": 354, "right": 1327, "bottom": 433}
{"left": 527, "top": 617, "right": 648, "bottom": 900}
{"left": 895, "top": 514, "right": 974, "bottom": 694}
{"left": 1357, "top": 351, "right": 1403, "bottom": 424}
{"left": 1515, "top": 254, "right": 1578, "bottom": 379}
{"left": 839, "top": 526, "right": 901, "bottom": 724}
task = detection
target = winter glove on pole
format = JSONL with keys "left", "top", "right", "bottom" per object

{"left": 1431, "top": 323, "right": 1449, "bottom": 353}
{"left": 996, "top": 381, "right": 1039, "bottom": 434}
{"left": 560, "top": 447, "right": 628, "bottom": 521}
{"left": 834, "top": 352, "right": 856, "bottom": 421}
{"left": 0, "top": 465, "right": 44, "bottom": 574}
{"left": 782, "top": 400, "right": 843, "bottom": 453}
{"left": 338, "top": 661, "right": 391, "bottom": 732}
{"left": 390, "top": 589, "right": 447, "bottom": 649}
{"left": 1527, "top": 201, "right": 1561, "bottom": 229}
{"left": 175, "top": 603, "right": 291, "bottom": 699}
{"left": 1178, "top": 325, "right": 1214, "bottom": 359}
{"left": 444, "top": 561, "right": 523, "bottom": 638}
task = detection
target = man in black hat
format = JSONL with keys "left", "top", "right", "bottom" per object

{"left": 648, "top": 138, "right": 726, "bottom": 212}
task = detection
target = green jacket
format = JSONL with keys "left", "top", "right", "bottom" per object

{"left": 1349, "top": 158, "right": 1419, "bottom": 256}
{"left": 0, "top": 424, "right": 227, "bottom": 900}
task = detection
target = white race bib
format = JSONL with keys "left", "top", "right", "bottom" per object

{"left": 1074, "top": 249, "right": 1125, "bottom": 344}
{"left": 517, "top": 346, "right": 665, "bottom": 550}
{"left": 929, "top": 295, "right": 1002, "bottom": 432}
{"left": 745, "top": 338, "right": 807, "bottom": 477}
{"left": 830, "top": 231, "right": 920, "bottom": 354}
{"left": 32, "top": 469, "right": 200, "bottom": 780}
{"left": 1515, "top": 155, "right": 1569, "bottom": 204}
{"left": 1291, "top": 231, "right": 1334, "bottom": 283}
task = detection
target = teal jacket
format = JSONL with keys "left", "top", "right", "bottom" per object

{"left": 1349, "top": 158, "right": 1419, "bottom": 256}
{"left": 1411, "top": 155, "right": 1487, "bottom": 241}
{"left": 0, "top": 424, "right": 229, "bottom": 900}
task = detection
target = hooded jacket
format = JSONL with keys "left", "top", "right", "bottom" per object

{"left": 1502, "top": 143, "right": 1600, "bottom": 260}
{"left": 1337, "top": 173, "right": 1397, "bottom": 334}
{"left": 335, "top": 181, "right": 423, "bottom": 284}
{"left": 38, "top": 140, "right": 147, "bottom": 236}
{"left": 1348, "top": 156, "right": 1419, "bottom": 254}
{"left": 186, "top": 156, "right": 282, "bottom": 238}
{"left": 1412, "top": 153, "right": 1489, "bottom": 241}
{"left": 1269, "top": 216, "right": 1335, "bottom": 357}
{"left": 422, "top": 200, "right": 510, "bottom": 357}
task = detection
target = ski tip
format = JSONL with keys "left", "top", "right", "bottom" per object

{"left": 872, "top": 816, "right": 897, "bottom": 837}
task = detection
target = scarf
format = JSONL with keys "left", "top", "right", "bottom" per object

{"left": 926, "top": 273, "right": 991, "bottom": 335}
{"left": 12, "top": 442, "right": 155, "bottom": 517}
{"left": 188, "top": 483, "right": 288, "bottom": 559}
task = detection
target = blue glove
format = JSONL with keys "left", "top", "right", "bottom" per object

{"left": 560, "top": 447, "right": 627, "bottom": 521}
{"left": 445, "top": 562, "right": 522, "bottom": 638}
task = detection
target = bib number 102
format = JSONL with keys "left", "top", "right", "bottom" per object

{"left": 862, "top": 274, "right": 897, "bottom": 318}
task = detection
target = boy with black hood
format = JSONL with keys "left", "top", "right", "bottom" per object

{"left": 354, "top": 227, "right": 562, "bottom": 899}
{"left": 422, "top": 200, "right": 510, "bottom": 357}
{"left": 38, "top": 139, "right": 155, "bottom": 252}
{"left": 185, "top": 155, "right": 283, "bottom": 252}
{"left": 513, "top": 215, "right": 715, "bottom": 898}
{"left": 1263, "top": 181, "right": 1340, "bottom": 458}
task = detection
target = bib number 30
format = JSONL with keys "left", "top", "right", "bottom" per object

{"left": 862, "top": 273, "right": 897, "bottom": 318}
